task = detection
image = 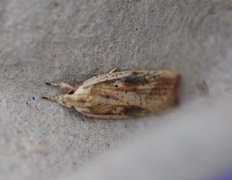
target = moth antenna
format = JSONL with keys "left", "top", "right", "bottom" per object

{"left": 45, "top": 82, "right": 52, "bottom": 85}
{"left": 41, "top": 96, "right": 58, "bottom": 103}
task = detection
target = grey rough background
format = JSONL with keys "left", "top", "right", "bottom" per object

{"left": 0, "top": 0, "right": 232, "bottom": 180}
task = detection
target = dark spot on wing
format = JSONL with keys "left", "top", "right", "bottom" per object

{"left": 123, "top": 72, "right": 149, "bottom": 85}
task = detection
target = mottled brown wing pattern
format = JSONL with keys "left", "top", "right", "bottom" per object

{"left": 81, "top": 71, "right": 180, "bottom": 118}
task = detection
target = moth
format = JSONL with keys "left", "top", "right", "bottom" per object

{"left": 42, "top": 69, "right": 181, "bottom": 119}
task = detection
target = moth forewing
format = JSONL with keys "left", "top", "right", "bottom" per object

{"left": 44, "top": 70, "right": 181, "bottom": 119}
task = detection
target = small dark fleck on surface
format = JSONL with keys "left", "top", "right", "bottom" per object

{"left": 124, "top": 124, "right": 128, "bottom": 128}
{"left": 54, "top": 2, "right": 59, "bottom": 7}
{"left": 32, "top": 96, "right": 36, "bottom": 100}
{"left": 72, "top": 162, "right": 77, "bottom": 166}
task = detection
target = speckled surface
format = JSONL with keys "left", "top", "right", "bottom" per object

{"left": 0, "top": 0, "right": 232, "bottom": 180}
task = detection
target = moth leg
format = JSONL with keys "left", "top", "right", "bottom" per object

{"left": 41, "top": 96, "right": 60, "bottom": 104}
{"left": 45, "top": 82, "right": 76, "bottom": 94}
{"left": 42, "top": 95, "right": 73, "bottom": 108}
{"left": 108, "top": 67, "right": 117, "bottom": 73}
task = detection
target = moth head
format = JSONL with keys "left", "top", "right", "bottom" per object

{"left": 57, "top": 94, "right": 74, "bottom": 108}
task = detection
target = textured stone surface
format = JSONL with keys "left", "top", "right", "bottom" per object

{"left": 0, "top": 0, "right": 232, "bottom": 180}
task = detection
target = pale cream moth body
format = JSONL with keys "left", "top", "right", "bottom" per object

{"left": 43, "top": 70, "right": 181, "bottom": 119}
